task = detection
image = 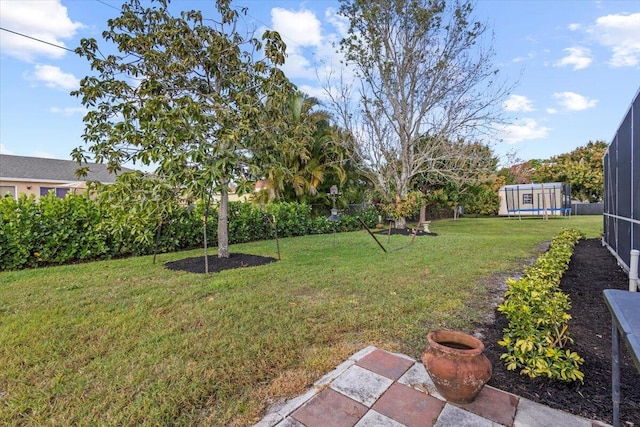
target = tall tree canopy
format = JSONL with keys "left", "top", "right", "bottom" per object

{"left": 72, "top": 0, "right": 293, "bottom": 261}
{"left": 254, "top": 92, "right": 349, "bottom": 205}
{"left": 531, "top": 141, "right": 607, "bottom": 202}
{"left": 413, "top": 140, "right": 499, "bottom": 218}
{"left": 328, "top": 0, "right": 509, "bottom": 227}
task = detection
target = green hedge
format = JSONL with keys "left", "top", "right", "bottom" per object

{"left": 497, "top": 228, "right": 585, "bottom": 383}
{"left": 0, "top": 194, "right": 379, "bottom": 270}
{"left": 0, "top": 194, "right": 109, "bottom": 270}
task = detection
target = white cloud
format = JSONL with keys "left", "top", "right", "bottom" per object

{"left": 271, "top": 8, "right": 322, "bottom": 48}
{"left": 0, "top": 143, "right": 14, "bottom": 155}
{"left": 28, "top": 65, "right": 79, "bottom": 90}
{"left": 267, "top": 7, "right": 350, "bottom": 82}
{"left": 279, "top": 52, "right": 314, "bottom": 79}
{"left": 297, "top": 84, "right": 329, "bottom": 101}
{"left": 554, "top": 47, "right": 592, "bottom": 70}
{"left": 546, "top": 108, "right": 558, "bottom": 115}
{"left": 50, "top": 106, "right": 88, "bottom": 116}
{"left": 589, "top": 13, "right": 640, "bottom": 67}
{"left": 325, "top": 8, "right": 349, "bottom": 37}
{"left": 568, "top": 23, "right": 581, "bottom": 31}
{"left": 512, "top": 52, "right": 535, "bottom": 63}
{"left": 499, "top": 118, "right": 550, "bottom": 144}
{"left": 0, "top": 0, "right": 83, "bottom": 62}
{"left": 503, "top": 95, "right": 535, "bottom": 112}
{"left": 552, "top": 92, "right": 598, "bottom": 111}
{"left": 267, "top": 8, "right": 324, "bottom": 79}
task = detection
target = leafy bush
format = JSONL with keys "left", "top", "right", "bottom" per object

{"left": 36, "top": 193, "right": 108, "bottom": 264}
{"left": 380, "top": 191, "right": 424, "bottom": 221}
{"left": 0, "top": 194, "right": 39, "bottom": 270}
{"left": 229, "top": 202, "right": 271, "bottom": 243}
{"left": 0, "top": 195, "right": 380, "bottom": 271}
{"left": 264, "top": 202, "right": 313, "bottom": 237}
{"left": 0, "top": 193, "right": 107, "bottom": 269}
{"left": 498, "top": 228, "right": 586, "bottom": 383}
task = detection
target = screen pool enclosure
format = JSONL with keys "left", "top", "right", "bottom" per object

{"left": 498, "top": 182, "right": 571, "bottom": 217}
{"left": 603, "top": 87, "right": 640, "bottom": 273}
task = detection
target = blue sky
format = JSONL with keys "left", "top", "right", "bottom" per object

{"left": 0, "top": 0, "right": 638, "bottom": 166}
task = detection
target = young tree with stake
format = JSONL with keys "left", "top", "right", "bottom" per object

{"left": 72, "top": 0, "right": 293, "bottom": 268}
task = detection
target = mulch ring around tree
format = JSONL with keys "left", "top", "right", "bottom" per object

{"left": 481, "top": 238, "right": 640, "bottom": 426}
{"left": 165, "top": 253, "right": 277, "bottom": 274}
{"left": 375, "top": 227, "right": 438, "bottom": 236}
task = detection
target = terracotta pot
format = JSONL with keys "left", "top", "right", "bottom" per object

{"left": 422, "top": 330, "right": 492, "bottom": 404}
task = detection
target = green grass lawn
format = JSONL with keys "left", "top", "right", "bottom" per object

{"left": 0, "top": 216, "right": 602, "bottom": 426}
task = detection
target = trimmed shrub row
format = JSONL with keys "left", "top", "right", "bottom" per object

{"left": 497, "top": 228, "right": 586, "bottom": 383}
{"left": 0, "top": 194, "right": 379, "bottom": 271}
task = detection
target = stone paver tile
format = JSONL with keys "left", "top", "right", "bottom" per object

{"left": 372, "top": 382, "right": 445, "bottom": 427}
{"left": 256, "top": 386, "right": 322, "bottom": 426}
{"left": 314, "top": 347, "right": 378, "bottom": 388}
{"left": 350, "top": 346, "right": 378, "bottom": 362}
{"left": 433, "top": 404, "right": 502, "bottom": 427}
{"left": 514, "top": 398, "right": 593, "bottom": 427}
{"left": 292, "top": 388, "right": 368, "bottom": 427}
{"left": 456, "top": 386, "right": 518, "bottom": 426}
{"left": 275, "top": 417, "right": 305, "bottom": 427}
{"left": 314, "top": 359, "right": 357, "bottom": 388}
{"left": 254, "top": 412, "right": 283, "bottom": 427}
{"left": 398, "top": 363, "right": 444, "bottom": 401}
{"left": 354, "top": 410, "right": 407, "bottom": 427}
{"left": 331, "top": 365, "right": 393, "bottom": 407}
{"left": 356, "top": 349, "right": 415, "bottom": 380}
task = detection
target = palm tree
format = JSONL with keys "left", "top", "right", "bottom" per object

{"left": 255, "top": 92, "right": 347, "bottom": 204}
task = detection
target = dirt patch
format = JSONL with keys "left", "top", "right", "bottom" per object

{"left": 482, "top": 238, "right": 640, "bottom": 425}
{"left": 165, "top": 253, "right": 277, "bottom": 274}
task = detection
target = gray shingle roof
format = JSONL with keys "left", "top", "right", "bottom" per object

{"left": 0, "top": 154, "right": 133, "bottom": 183}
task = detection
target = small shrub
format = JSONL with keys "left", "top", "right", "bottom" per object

{"left": 498, "top": 228, "right": 586, "bottom": 383}
{"left": 0, "top": 194, "right": 39, "bottom": 270}
{"left": 264, "top": 202, "right": 313, "bottom": 237}
{"left": 380, "top": 191, "right": 424, "bottom": 221}
{"left": 229, "top": 202, "right": 272, "bottom": 243}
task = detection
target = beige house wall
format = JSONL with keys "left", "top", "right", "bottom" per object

{"left": 1, "top": 179, "right": 252, "bottom": 202}
{"left": 0, "top": 179, "right": 88, "bottom": 200}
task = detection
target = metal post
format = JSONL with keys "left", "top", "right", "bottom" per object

{"left": 630, "top": 249, "right": 639, "bottom": 291}
{"left": 357, "top": 216, "right": 387, "bottom": 253}
{"left": 612, "top": 316, "right": 620, "bottom": 427}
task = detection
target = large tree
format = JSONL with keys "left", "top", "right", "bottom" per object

{"left": 413, "top": 140, "right": 498, "bottom": 218}
{"left": 72, "top": 0, "right": 293, "bottom": 263}
{"left": 254, "top": 92, "right": 347, "bottom": 204}
{"left": 531, "top": 141, "right": 607, "bottom": 202}
{"left": 328, "top": 0, "right": 509, "bottom": 227}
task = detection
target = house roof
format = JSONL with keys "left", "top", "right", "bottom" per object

{"left": 500, "top": 182, "right": 564, "bottom": 191}
{"left": 0, "top": 154, "right": 132, "bottom": 183}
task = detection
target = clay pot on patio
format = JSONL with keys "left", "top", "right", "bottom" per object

{"left": 422, "top": 330, "right": 492, "bottom": 404}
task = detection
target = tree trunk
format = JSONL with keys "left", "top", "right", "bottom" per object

{"left": 218, "top": 186, "right": 230, "bottom": 258}
{"left": 419, "top": 204, "right": 427, "bottom": 225}
{"left": 395, "top": 217, "right": 407, "bottom": 229}
{"left": 203, "top": 194, "right": 212, "bottom": 273}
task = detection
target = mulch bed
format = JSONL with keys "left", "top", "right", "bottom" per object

{"left": 165, "top": 253, "right": 277, "bottom": 274}
{"left": 375, "top": 227, "right": 438, "bottom": 237}
{"left": 482, "top": 238, "right": 640, "bottom": 426}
